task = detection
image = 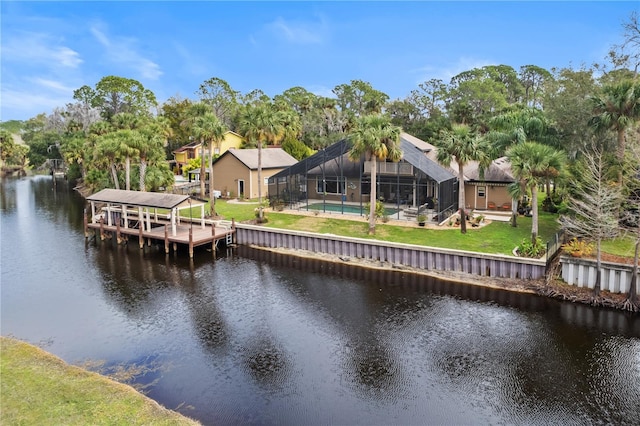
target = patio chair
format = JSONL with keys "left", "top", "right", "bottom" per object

{"left": 403, "top": 203, "right": 428, "bottom": 217}
{"left": 488, "top": 201, "right": 497, "bottom": 210}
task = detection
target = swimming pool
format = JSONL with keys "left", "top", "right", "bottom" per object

{"left": 305, "top": 202, "right": 399, "bottom": 216}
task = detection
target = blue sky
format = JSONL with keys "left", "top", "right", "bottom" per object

{"left": 1, "top": 1, "right": 637, "bottom": 122}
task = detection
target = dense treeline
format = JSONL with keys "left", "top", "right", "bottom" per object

{"left": 1, "top": 12, "right": 639, "bottom": 307}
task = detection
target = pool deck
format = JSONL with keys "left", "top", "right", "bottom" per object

{"left": 284, "top": 202, "right": 511, "bottom": 227}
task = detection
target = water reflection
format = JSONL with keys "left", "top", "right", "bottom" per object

{"left": 2, "top": 176, "right": 640, "bottom": 425}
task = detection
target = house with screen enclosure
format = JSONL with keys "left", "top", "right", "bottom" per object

{"left": 267, "top": 132, "right": 517, "bottom": 222}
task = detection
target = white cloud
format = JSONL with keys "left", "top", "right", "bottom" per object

{"left": 266, "top": 15, "right": 328, "bottom": 45}
{"left": 30, "top": 78, "right": 76, "bottom": 93}
{"left": 1, "top": 87, "right": 72, "bottom": 120}
{"left": 90, "top": 24, "right": 163, "bottom": 80}
{"left": 2, "top": 31, "right": 82, "bottom": 68}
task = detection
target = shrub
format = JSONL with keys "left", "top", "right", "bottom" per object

{"left": 561, "top": 237, "right": 594, "bottom": 257}
{"left": 365, "top": 200, "right": 386, "bottom": 222}
{"left": 517, "top": 237, "right": 546, "bottom": 258}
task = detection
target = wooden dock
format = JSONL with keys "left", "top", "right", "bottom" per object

{"left": 84, "top": 189, "right": 235, "bottom": 258}
{"left": 85, "top": 217, "right": 235, "bottom": 257}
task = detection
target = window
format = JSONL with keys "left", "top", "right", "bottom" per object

{"left": 317, "top": 177, "right": 345, "bottom": 195}
{"left": 478, "top": 186, "right": 486, "bottom": 197}
{"left": 264, "top": 177, "right": 269, "bottom": 186}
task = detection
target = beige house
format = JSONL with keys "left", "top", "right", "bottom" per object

{"left": 213, "top": 148, "right": 297, "bottom": 199}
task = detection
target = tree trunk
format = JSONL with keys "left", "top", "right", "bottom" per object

{"left": 199, "top": 140, "right": 206, "bottom": 198}
{"left": 458, "top": 164, "right": 466, "bottom": 234}
{"left": 111, "top": 164, "right": 120, "bottom": 190}
{"left": 617, "top": 129, "right": 625, "bottom": 185}
{"left": 531, "top": 184, "right": 539, "bottom": 244}
{"left": 369, "top": 156, "right": 377, "bottom": 235}
{"left": 139, "top": 158, "right": 146, "bottom": 192}
{"left": 594, "top": 239, "right": 602, "bottom": 296}
{"left": 125, "top": 156, "right": 131, "bottom": 191}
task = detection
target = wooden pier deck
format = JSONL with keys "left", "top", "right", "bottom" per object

{"left": 86, "top": 218, "right": 235, "bottom": 257}
{"left": 84, "top": 189, "right": 235, "bottom": 258}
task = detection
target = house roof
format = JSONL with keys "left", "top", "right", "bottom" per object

{"left": 464, "top": 156, "right": 515, "bottom": 183}
{"left": 173, "top": 141, "right": 201, "bottom": 153}
{"left": 270, "top": 133, "right": 458, "bottom": 184}
{"left": 86, "top": 189, "right": 201, "bottom": 210}
{"left": 399, "top": 133, "right": 456, "bottom": 183}
{"left": 219, "top": 148, "right": 297, "bottom": 170}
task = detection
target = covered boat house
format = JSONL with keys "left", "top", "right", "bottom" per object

{"left": 85, "top": 189, "right": 235, "bottom": 257}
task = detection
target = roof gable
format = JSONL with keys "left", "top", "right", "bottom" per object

{"left": 464, "top": 156, "right": 515, "bottom": 182}
{"left": 218, "top": 148, "right": 297, "bottom": 170}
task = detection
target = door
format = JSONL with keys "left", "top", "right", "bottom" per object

{"left": 238, "top": 180, "right": 245, "bottom": 199}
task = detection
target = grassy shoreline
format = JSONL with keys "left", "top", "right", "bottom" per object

{"left": 0, "top": 336, "right": 200, "bottom": 426}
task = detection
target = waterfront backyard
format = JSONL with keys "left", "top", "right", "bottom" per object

{"left": 211, "top": 199, "right": 636, "bottom": 261}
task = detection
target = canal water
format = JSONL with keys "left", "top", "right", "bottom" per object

{"left": 1, "top": 176, "right": 639, "bottom": 425}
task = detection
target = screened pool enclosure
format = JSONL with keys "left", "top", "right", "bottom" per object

{"left": 268, "top": 133, "right": 459, "bottom": 222}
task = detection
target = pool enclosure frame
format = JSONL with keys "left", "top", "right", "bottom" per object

{"left": 267, "top": 134, "right": 459, "bottom": 222}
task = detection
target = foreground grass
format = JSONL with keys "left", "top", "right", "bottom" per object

{"left": 0, "top": 337, "right": 199, "bottom": 426}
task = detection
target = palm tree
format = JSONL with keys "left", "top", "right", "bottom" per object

{"left": 435, "top": 124, "right": 490, "bottom": 234}
{"left": 348, "top": 114, "right": 402, "bottom": 235}
{"left": 590, "top": 79, "right": 640, "bottom": 184}
{"left": 239, "top": 103, "right": 286, "bottom": 219}
{"left": 192, "top": 112, "right": 226, "bottom": 215}
{"left": 182, "top": 103, "right": 211, "bottom": 198}
{"left": 94, "top": 133, "right": 123, "bottom": 190}
{"left": 115, "top": 129, "right": 139, "bottom": 191}
{"left": 507, "top": 142, "right": 566, "bottom": 244}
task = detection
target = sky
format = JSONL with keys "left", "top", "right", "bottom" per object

{"left": 1, "top": 1, "right": 637, "bottom": 122}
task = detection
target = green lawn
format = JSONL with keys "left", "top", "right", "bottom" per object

{"left": 210, "top": 200, "right": 560, "bottom": 256}
{"left": 199, "top": 199, "right": 636, "bottom": 259}
{"left": 0, "top": 337, "right": 199, "bottom": 426}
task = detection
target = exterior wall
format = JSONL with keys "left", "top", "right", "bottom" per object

{"left": 465, "top": 183, "right": 513, "bottom": 210}
{"left": 212, "top": 155, "right": 250, "bottom": 198}
{"left": 560, "top": 256, "right": 639, "bottom": 294}
{"left": 174, "top": 151, "right": 188, "bottom": 165}
{"left": 217, "top": 132, "right": 243, "bottom": 155}
{"left": 235, "top": 224, "right": 547, "bottom": 280}
{"left": 213, "top": 155, "right": 286, "bottom": 199}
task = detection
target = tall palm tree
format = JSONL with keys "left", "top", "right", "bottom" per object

{"left": 114, "top": 129, "right": 139, "bottom": 191}
{"left": 239, "top": 103, "right": 286, "bottom": 219}
{"left": 94, "top": 132, "right": 124, "bottom": 190}
{"left": 348, "top": 114, "right": 402, "bottom": 235}
{"left": 507, "top": 142, "right": 566, "bottom": 244}
{"left": 182, "top": 103, "right": 211, "bottom": 198}
{"left": 435, "top": 124, "right": 490, "bottom": 234}
{"left": 128, "top": 126, "right": 164, "bottom": 192}
{"left": 192, "top": 112, "right": 226, "bottom": 215}
{"left": 590, "top": 79, "right": 640, "bottom": 184}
